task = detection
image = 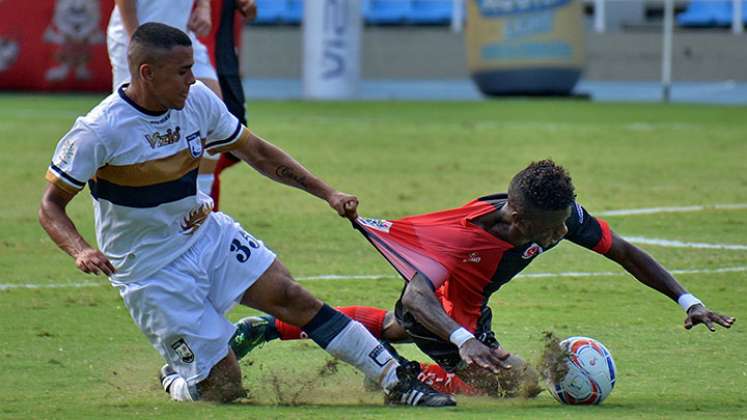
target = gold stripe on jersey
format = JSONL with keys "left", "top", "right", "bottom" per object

{"left": 45, "top": 170, "right": 83, "bottom": 194}
{"left": 95, "top": 148, "right": 200, "bottom": 187}
{"left": 44, "top": 169, "right": 82, "bottom": 194}
{"left": 207, "top": 127, "right": 251, "bottom": 155}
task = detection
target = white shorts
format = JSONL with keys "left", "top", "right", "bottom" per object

{"left": 116, "top": 212, "right": 276, "bottom": 385}
{"left": 108, "top": 35, "right": 218, "bottom": 91}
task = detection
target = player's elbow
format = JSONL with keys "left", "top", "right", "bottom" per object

{"left": 38, "top": 201, "right": 52, "bottom": 229}
{"left": 401, "top": 287, "right": 418, "bottom": 312}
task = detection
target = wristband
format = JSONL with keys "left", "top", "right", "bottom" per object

{"left": 449, "top": 327, "right": 475, "bottom": 348}
{"left": 677, "top": 293, "right": 703, "bottom": 312}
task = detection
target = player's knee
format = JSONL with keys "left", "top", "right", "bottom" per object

{"left": 198, "top": 353, "right": 245, "bottom": 403}
{"left": 282, "top": 281, "right": 321, "bottom": 317}
{"left": 199, "top": 380, "right": 245, "bottom": 403}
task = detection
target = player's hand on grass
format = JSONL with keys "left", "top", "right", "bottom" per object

{"left": 75, "top": 248, "right": 116, "bottom": 276}
{"left": 327, "top": 191, "right": 359, "bottom": 220}
{"left": 459, "top": 339, "right": 512, "bottom": 373}
{"left": 684, "top": 304, "right": 735, "bottom": 331}
{"left": 236, "top": 0, "right": 257, "bottom": 21}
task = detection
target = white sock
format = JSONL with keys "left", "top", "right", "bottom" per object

{"left": 165, "top": 376, "right": 196, "bottom": 402}
{"left": 323, "top": 321, "right": 400, "bottom": 391}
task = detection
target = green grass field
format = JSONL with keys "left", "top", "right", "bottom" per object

{"left": 1, "top": 95, "right": 745, "bottom": 419}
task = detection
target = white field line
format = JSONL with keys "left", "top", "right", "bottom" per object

{"left": 597, "top": 203, "right": 747, "bottom": 217}
{"left": 2, "top": 266, "right": 746, "bottom": 291}
{"left": 624, "top": 236, "right": 747, "bottom": 251}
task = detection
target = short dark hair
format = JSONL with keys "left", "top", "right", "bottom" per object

{"left": 508, "top": 160, "right": 576, "bottom": 212}
{"left": 127, "top": 23, "right": 192, "bottom": 76}
{"left": 131, "top": 22, "right": 192, "bottom": 50}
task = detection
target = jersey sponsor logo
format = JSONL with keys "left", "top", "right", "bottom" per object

{"left": 170, "top": 338, "right": 194, "bottom": 364}
{"left": 462, "top": 252, "right": 482, "bottom": 264}
{"left": 185, "top": 131, "right": 203, "bottom": 158}
{"left": 145, "top": 126, "right": 181, "bottom": 149}
{"left": 359, "top": 218, "right": 392, "bottom": 233}
{"left": 522, "top": 243, "right": 544, "bottom": 259}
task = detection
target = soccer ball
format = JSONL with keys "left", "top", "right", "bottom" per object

{"left": 548, "top": 336, "right": 616, "bottom": 405}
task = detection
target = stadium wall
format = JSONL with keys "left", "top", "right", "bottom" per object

{"left": 241, "top": 27, "right": 747, "bottom": 81}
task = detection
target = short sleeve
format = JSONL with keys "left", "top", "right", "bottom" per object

{"left": 564, "top": 202, "right": 614, "bottom": 255}
{"left": 45, "top": 119, "right": 108, "bottom": 194}
{"left": 191, "top": 82, "right": 245, "bottom": 154}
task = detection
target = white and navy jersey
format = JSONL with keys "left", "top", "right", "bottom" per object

{"left": 107, "top": 0, "right": 194, "bottom": 46}
{"left": 45, "top": 81, "right": 247, "bottom": 283}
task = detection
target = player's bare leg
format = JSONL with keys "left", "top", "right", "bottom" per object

{"left": 196, "top": 350, "right": 246, "bottom": 402}
{"left": 381, "top": 311, "right": 410, "bottom": 343}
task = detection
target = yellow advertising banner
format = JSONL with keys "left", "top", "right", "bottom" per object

{"left": 466, "top": 0, "right": 585, "bottom": 95}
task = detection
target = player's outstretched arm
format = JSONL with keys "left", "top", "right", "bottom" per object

{"left": 114, "top": 0, "right": 139, "bottom": 39}
{"left": 402, "top": 274, "right": 511, "bottom": 373}
{"left": 604, "top": 231, "right": 734, "bottom": 331}
{"left": 39, "top": 184, "right": 115, "bottom": 276}
{"left": 188, "top": 0, "right": 212, "bottom": 37}
{"left": 229, "top": 130, "right": 358, "bottom": 220}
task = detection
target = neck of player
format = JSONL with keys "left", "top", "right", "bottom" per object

{"left": 124, "top": 82, "right": 168, "bottom": 114}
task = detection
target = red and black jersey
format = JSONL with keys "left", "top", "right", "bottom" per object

{"left": 354, "top": 193, "right": 613, "bottom": 332}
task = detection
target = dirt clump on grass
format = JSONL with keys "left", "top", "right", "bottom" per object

{"left": 264, "top": 358, "right": 345, "bottom": 406}
{"left": 537, "top": 331, "right": 570, "bottom": 387}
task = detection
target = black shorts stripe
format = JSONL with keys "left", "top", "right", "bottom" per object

{"left": 49, "top": 163, "right": 86, "bottom": 187}
{"left": 89, "top": 168, "right": 198, "bottom": 208}
{"left": 205, "top": 120, "right": 242, "bottom": 150}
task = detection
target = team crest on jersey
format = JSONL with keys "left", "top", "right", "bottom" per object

{"left": 181, "top": 203, "right": 212, "bottom": 234}
{"left": 358, "top": 218, "right": 392, "bottom": 233}
{"left": 522, "top": 243, "right": 544, "bottom": 259}
{"left": 186, "top": 131, "right": 203, "bottom": 158}
{"left": 170, "top": 338, "right": 194, "bottom": 364}
{"left": 144, "top": 126, "right": 181, "bottom": 149}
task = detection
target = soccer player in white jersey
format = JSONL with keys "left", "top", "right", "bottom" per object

{"left": 107, "top": 0, "right": 223, "bottom": 196}
{"left": 39, "top": 23, "right": 455, "bottom": 406}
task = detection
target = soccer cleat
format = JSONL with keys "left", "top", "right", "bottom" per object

{"left": 159, "top": 364, "right": 179, "bottom": 394}
{"left": 385, "top": 361, "right": 457, "bottom": 407}
{"left": 231, "top": 315, "right": 275, "bottom": 360}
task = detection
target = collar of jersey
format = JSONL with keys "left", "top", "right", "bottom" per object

{"left": 118, "top": 84, "right": 170, "bottom": 117}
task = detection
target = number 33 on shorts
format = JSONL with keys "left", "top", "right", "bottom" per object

{"left": 229, "top": 231, "right": 259, "bottom": 263}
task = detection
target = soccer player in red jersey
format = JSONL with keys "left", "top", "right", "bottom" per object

{"left": 231, "top": 160, "right": 735, "bottom": 396}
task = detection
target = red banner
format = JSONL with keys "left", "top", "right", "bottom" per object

{"left": 0, "top": 0, "right": 115, "bottom": 92}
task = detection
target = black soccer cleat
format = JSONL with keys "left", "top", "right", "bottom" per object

{"left": 385, "top": 361, "right": 457, "bottom": 407}
{"left": 159, "top": 364, "right": 178, "bottom": 394}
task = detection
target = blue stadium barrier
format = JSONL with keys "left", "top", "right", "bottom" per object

{"left": 408, "top": 0, "right": 453, "bottom": 24}
{"left": 285, "top": 0, "right": 303, "bottom": 24}
{"left": 677, "top": 0, "right": 744, "bottom": 27}
{"left": 363, "top": 0, "right": 414, "bottom": 24}
{"left": 255, "top": 0, "right": 287, "bottom": 25}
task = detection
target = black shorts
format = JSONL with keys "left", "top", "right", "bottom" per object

{"left": 394, "top": 297, "right": 501, "bottom": 373}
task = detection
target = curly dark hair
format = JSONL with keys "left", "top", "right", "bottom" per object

{"left": 508, "top": 160, "right": 576, "bottom": 212}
